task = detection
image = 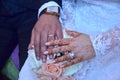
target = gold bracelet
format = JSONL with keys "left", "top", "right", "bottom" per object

{"left": 45, "top": 12, "right": 59, "bottom": 17}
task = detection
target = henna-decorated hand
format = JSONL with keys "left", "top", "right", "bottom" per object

{"left": 44, "top": 30, "right": 95, "bottom": 68}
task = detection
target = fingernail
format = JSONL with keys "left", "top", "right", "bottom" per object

{"left": 37, "top": 56, "right": 40, "bottom": 60}
{"left": 31, "top": 45, "right": 34, "bottom": 48}
{"left": 45, "top": 42, "right": 50, "bottom": 45}
{"left": 28, "top": 44, "right": 34, "bottom": 50}
{"left": 44, "top": 51, "right": 48, "bottom": 54}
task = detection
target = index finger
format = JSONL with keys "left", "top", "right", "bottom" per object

{"left": 45, "top": 38, "right": 72, "bottom": 46}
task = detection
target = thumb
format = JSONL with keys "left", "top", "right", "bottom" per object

{"left": 65, "top": 29, "right": 81, "bottom": 37}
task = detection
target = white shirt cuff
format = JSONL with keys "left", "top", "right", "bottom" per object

{"left": 38, "top": 1, "right": 61, "bottom": 18}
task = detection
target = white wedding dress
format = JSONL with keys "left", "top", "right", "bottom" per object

{"left": 19, "top": 0, "right": 120, "bottom": 80}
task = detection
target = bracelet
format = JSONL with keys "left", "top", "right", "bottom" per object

{"left": 44, "top": 11, "right": 59, "bottom": 17}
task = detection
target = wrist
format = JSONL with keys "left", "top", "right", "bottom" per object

{"left": 40, "top": 6, "right": 60, "bottom": 17}
{"left": 38, "top": 1, "right": 61, "bottom": 18}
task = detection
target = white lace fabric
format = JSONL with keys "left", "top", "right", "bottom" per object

{"left": 61, "top": 0, "right": 120, "bottom": 80}
{"left": 73, "top": 27, "right": 120, "bottom": 80}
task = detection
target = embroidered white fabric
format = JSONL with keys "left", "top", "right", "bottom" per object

{"left": 62, "top": 0, "right": 120, "bottom": 80}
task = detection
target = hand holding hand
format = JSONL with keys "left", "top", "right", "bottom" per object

{"left": 44, "top": 30, "right": 95, "bottom": 68}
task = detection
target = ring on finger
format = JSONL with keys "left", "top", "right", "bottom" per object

{"left": 48, "top": 34, "right": 54, "bottom": 37}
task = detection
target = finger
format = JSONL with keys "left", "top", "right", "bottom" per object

{"left": 54, "top": 54, "right": 70, "bottom": 63}
{"left": 60, "top": 57, "right": 83, "bottom": 68}
{"left": 48, "top": 32, "right": 55, "bottom": 59}
{"left": 28, "top": 29, "right": 35, "bottom": 49}
{"left": 34, "top": 30, "right": 41, "bottom": 60}
{"left": 45, "top": 38, "right": 72, "bottom": 46}
{"left": 56, "top": 24, "right": 63, "bottom": 39}
{"left": 44, "top": 46, "right": 72, "bottom": 55}
{"left": 48, "top": 45, "right": 54, "bottom": 59}
{"left": 66, "top": 29, "right": 81, "bottom": 37}
{"left": 42, "top": 55, "right": 47, "bottom": 63}
{"left": 41, "top": 31, "right": 48, "bottom": 62}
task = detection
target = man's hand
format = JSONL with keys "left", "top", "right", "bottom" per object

{"left": 28, "top": 14, "right": 63, "bottom": 62}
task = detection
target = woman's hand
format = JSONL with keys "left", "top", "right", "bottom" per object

{"left": 44, "top": 30, "right": 95, "bottom": 68}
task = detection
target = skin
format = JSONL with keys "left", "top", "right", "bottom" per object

{"left": 28, "top": 14, "right": 63, "bottom": 62}
{"left": 44, "top": 30, "right": 95, "bottom": 68}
